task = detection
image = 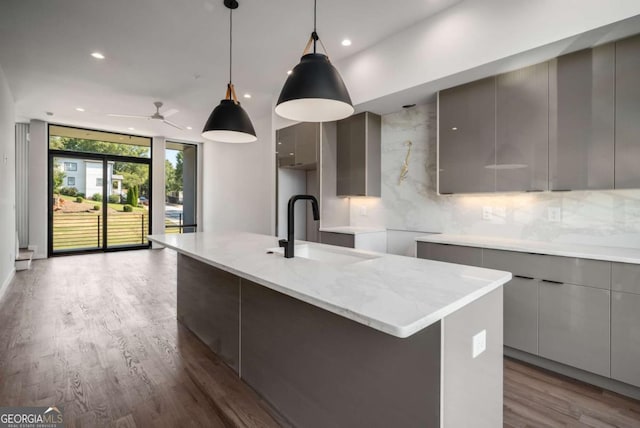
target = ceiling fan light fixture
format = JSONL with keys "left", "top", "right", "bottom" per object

{"left": 202, "top": 0, "right": 257, "bottom": 143}
{"left": 275, "top": 0, "right": 353, "bottom": 122}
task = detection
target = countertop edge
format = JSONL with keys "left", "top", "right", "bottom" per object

{"left": 148, "top": 235, "right": 511, "bottom": 338}
{"left": 415, "top": 235, "right": 640, "bottom": 264}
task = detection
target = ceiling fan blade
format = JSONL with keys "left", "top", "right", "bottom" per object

{"left": 163, "top": 108, "right": 179, "bottom": 118}
{"left": 107, "top": 114, "right": 150, "bottom": 119}
{"left": 163, "top": 119, "right": 183, "bottom": 130}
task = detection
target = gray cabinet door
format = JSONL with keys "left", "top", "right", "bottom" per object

{"left": 549, "top": 45, "right": 615, "bottom": 190}
{"left": 336, "top": 112, "right": 381, "bottom": 196}
{"left": 320, "top": 232, "right": 354, "bottom": 248}
{"left": 615, "top": 34, "right": 640, "bottom": 189}
{"left": 416, "top": 242, "right": 483, "bottom": 267}
{"left": 612, "top": 262, "right": 640, "bottom": 295}
{"left": 538, "top": 281, "right": 610, "bottom": 377}
{"left": 495, "top": 62, "right": 549, "bottom": 192}
{"left": 294, "top": 122, "right": 319, "bottom": 166}
{"left": 276, "top": 126, "right": 296, "bottom": 167}
{"left": 611, "top": 291, "right": 640, "bottom": 387}
{"left": 438, "top": 77, "right": 496, "bottom": 194}
{"left": 503, "top": 276, "right": 538, "bottom": 354}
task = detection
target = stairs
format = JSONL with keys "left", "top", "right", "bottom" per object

{"left": 15, "top": 249, "right": 34, "bottom": 271}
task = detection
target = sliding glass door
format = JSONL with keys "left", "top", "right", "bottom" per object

{"left": 48, "top": 125, "right": 152, "bottom": 255}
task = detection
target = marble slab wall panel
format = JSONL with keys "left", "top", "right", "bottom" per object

{"left": 350, "top": 103, "right": 640, "bottom": 249}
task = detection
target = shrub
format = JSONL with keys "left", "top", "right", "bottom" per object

{"left": 60, "top": 187, "right": 78, "bottom": 196}
{"left": 126, "top": 185, "right": 139, "bottom": 206}
{"left": 93, "top": 205, "right": 100, "bottom": 211}
{"left": 123, "top": 204, "right": 133, "bottom": 212}
{"left": 75, "top": 196, "right": 83, "bottom": 203}
{"left": 77, "top": 192, "right": 85, "bottom": 198}
{"left": 92, "top": 193, "right": 102, "bottom": 202}
{"left": 108, "top": 194, "right": 120, "bottom": 204}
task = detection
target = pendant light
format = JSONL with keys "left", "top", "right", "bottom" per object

{"left": 275, "top": 0, "right": 354, "bottom": 122}
{"left": 202, "top": 0, "right": 257, "bottom": 143}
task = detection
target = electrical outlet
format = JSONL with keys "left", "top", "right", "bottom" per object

{"left": 493, "top": 206, "right": 506, "bottom": 219}
{"left": 548, "top": 207, "right": 562, "bottom": 222}
{"left": 472, "top": 330, "right": 487, "bottom": 358}
{"left": 482, "top": 206, "right": 492, "bottom": 220}
{"left": 359, "top": 205, "right": 368, "bottom": 216}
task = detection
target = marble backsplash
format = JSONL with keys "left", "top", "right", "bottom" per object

{"left": 349, "top": 103, "right": 640, "bottom": 249}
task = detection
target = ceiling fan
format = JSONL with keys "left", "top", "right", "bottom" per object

{"left": 108, "top": 101, "right": 184, "bottom": 130}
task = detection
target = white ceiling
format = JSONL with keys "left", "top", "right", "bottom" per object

{"left": 0, "top": 0, "right": 461, "bottom": 141}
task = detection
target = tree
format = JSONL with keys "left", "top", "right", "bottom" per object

{"left": 53, "top": 169, "right": 66, "bottom": 193}
{"left": 165, "top": 159, "right": 179, "bottom": 193}
{"left": 126, "top": 185, "right": 139, "bottom": 206}
{"left": 175, "top": 151, "right": 183, "bottom": 192}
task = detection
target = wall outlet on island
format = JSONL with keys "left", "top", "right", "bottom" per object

{"left": 472, "top": 329, "right": 486, "bottom": 358}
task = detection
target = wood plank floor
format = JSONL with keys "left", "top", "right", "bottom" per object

{"left": 1, "top": 249, "right": 639, "bottom": 427}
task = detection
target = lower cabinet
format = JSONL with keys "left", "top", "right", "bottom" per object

{"left": 416, "top": 242, "right": 483, "bottom": 266}
{"left": 611, "top": 291, "right": 640, "bottom": 387}
{"left": 538, "top": 281, "right": 610, "bottom": 377}
{"left": 320, "top": 232, "right": 355, "bottom": 248}
{"left": 503, "top": 276, "right": 538, "bottom": 354}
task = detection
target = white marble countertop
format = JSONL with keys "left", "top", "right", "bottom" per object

{"left": 319, "top": 226, "right": 387, "bottom": 235}
{"left": 415, "top": 234, "right": 640, "bottom": 264}
{"left": 148, "top": 232, "right": 511, "bottom": 338}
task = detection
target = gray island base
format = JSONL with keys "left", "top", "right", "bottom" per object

{"left": 149, "top": 233, "right": 509, "bottom": 427}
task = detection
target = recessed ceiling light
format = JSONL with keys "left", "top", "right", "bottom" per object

{"left": 75, "top": 107, "right": 85, "bottom": 112}
{"left": 341, "top": 39, "right": 352, "bottom": 47}
{"left": 277, "top": 142, "right": 282, "bottom": 145}
{"left": 186, "top": 126, "right": 193, "bottom": 130}
{"left": 243, "top": 93, "right": 251, "bottom": 99}
{"left": 289, "top": 152, "right": 294, "bottom": 156}
{"left": 451, "top": 127, "right": 458, "bottom": 131}
{"left": 91, "top": 52, "right": 105, "bottom": 59}
{"left": 128, "top": 127, "right": 135, "bottom": 131}
{"left": 287, "top": 70, "right": 292, "bottom": 75}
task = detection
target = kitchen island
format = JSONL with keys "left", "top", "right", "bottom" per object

{"left": 148, "top": 232, "right": 511, "bottom": 428}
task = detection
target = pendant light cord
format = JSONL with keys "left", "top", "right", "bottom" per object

{"left": 229, "top": 7, "right": 233, "bottom": 85}
{"left": 313, "top": 0, "right": 317, "bottom": 53}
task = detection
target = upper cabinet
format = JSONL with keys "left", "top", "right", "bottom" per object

{"left": 549, "top": 45, "right": 615, "bottom": 191}
{"left": 495, "top": 63, "right": 549, "bottom": 192}
{"left": 615, "top": 34, "right": 640, "bottom": 189}
{"left": 276, "top": 122, "right": 319, "bottom": 169}
{"left": 438, "top": 77, "right": 496, "bottom": 194}
{"left": 438, "top": 34, "right": 640, "bottom": 194}
{"left": 439, "top": 65, "right": 549, "bottom": 194}
{"left": 336, "top": 111, "right": 381, "bottom": 197}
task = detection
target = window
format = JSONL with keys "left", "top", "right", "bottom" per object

{"left": 49, "top": 125, "right": 151, "bottom": 158}
{"left": 96, "top": 178, "right": 103, "bottom": 186}
{"left": 64, "top": 162, "right": 77, "bottom": 171}
{"left": 67, "top": 177, "right": 76, "bottom": 186}
{"left": 113, "top": 181, "right": 119, "bottom": 190}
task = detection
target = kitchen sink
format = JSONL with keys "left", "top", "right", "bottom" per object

{"left": 267, "top": 244, "right": 379, "bottom": 265}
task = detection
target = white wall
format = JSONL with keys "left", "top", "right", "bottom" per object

{"left": 28, "top": 119, "right": 47, "bottom": 259}
{"left": 350, "top": 103, "right": 640, "bottom": 250}
{"left": 0, "top": 64, "right": 16, "bottom": 296}
{"left": 201, "top": 114, "right": 274, "bottom": 235}
{"left": 337, "top": 0, "right": 640, "bottom": 109}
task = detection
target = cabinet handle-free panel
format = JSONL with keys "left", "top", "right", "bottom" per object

{"left": 612, "top": 262, "right": 640, "bottom": 295}
{"left": 538, "top": 282, "right": 610, "bottom": 377}
{"left": 611, "top": 291, "right": 640, "bottom": 387}
{"left": 504, "top": 277, "right": 538, "bottom": 355}
{"left": 416, "top": 242, "right": 483, "bottom": 267}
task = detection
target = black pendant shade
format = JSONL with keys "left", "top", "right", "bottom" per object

{"left": 275, "top": 53, "right": 354, "bottom": 122}
{"left": 202, "top": 0, "right": 257, "bottom": 143}
{"left": 202, "top": 99, "right": 256, "bottom": 143}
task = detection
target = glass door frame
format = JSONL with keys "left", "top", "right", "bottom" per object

{"left": 48, "top": 149, "right": 153, "bottom": 256}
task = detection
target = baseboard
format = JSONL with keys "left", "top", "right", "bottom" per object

{"left": 505, "top": 346, "right": 640, "bottom": 401}
{"left": 0, "top": 268, "right": 16, "bottom": 303}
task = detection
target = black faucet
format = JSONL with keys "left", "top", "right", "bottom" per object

{"left": 278, "top": 194, "right": 320, "bottom": 258}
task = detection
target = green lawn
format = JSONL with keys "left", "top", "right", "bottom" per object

{"left": 58, "top": 194, "right": 146, "bottom": 213}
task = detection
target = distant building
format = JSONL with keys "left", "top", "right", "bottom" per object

{"left": 56, "top": 158, "right": 123, "bottom": 197}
